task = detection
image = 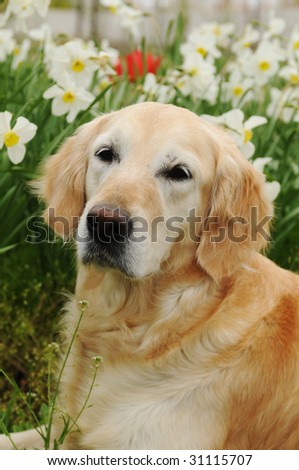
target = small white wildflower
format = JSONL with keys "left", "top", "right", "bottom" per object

{"left": 92, "top": 356, "right": 103, "bottom": 368}
{"left": 0, "top": 111, "right": 37, "bottom": 164}
{"left": 47, "top": 342, "right": 60, "bottom": 354}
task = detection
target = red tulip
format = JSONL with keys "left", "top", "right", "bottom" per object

{"left": 115, "top": 50, "right": 161, "bottom": 81}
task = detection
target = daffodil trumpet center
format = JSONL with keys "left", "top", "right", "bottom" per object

{"left": 290, "top": 74, "right": 299, "bottom": 84}
{"left": 196, "top": 46, "right": 207, "bottom": 58}
{"left": 259, "top": 60, "right": 270, "bottom": 72}
{"left": 63, "top": 91, "right": 75, "bottom": 103}
{"left": 233, "top": 86, "right": 243, "bottom": 97}
{"left": 71, "top": 60, "right": 85, "bottom": 73}
{"left": 244, "top": 129, "right": 253, "bottom": 143}
{"left": 4, "top": 131, "right": 19, "bottom": 147}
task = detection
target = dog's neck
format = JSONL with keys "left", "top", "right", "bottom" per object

{"left": 74, "top": 248, "right": 228, "bottom": 361}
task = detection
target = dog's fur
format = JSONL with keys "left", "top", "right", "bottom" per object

{"left": 1, "top": 102, "right": 299, "bottom": 450}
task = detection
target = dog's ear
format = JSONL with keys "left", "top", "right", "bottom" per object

{"left": 35, "top": 125, "right": 89, "bottom": 238}
{"left": 196, "top": 144, "right": 273, "bottom": 281}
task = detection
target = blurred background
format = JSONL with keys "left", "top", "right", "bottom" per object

{"left": 25, "top": 0, "right": 299, "bottom": 48}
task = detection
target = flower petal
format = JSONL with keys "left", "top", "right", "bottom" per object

{"left": 223, "top": 109, "right": 244, "bottom": 131}
{"left": 265, "top": 181, "right": 281, "bottom": 201}
{"left": 245, "top": 116, "right": 267, "bottom": 130}
{"left": 240, "top": 141, "right": 255, "bottom": 159}
{"left": 43, "top": 85, "right": 63, "bottom": 99}
{"left": 7, "top": 143, "right": 26, "bottom": 164}
{"left": 252, "top": 157, "right": 272, "bottom": 173}
{"left": 52, "top": 97, "right": 69, "bottom": 116}
{"left": 13, "top": 117, "right": 37, "bottom": 143}
{"left": 0, "top": 111, "right": 12, "bottom": 133}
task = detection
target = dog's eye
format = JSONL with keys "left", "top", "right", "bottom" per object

{"left": 165, "top": 164, "right": 192, "bottom": 181}
{"left": 95, "top": 147, "right": 115, "bottom": 163}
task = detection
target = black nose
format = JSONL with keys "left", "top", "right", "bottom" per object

{"left": 86, "top": 205, "right": 132, "bottom": 244}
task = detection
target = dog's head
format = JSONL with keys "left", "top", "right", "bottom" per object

{"left": 38, "top": 102, "right": 273, "bottom": 281}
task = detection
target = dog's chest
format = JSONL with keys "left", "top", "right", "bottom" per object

{"left": 69, "top": 352, "right": 228, "bottom": 450}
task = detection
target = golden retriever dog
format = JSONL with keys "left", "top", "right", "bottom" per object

{"left": 1, "top": 102, "right": 299, "bottom": 450}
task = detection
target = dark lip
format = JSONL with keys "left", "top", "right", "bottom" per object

{"left": 81, "top": 240, "right": 134, "bottom": 277}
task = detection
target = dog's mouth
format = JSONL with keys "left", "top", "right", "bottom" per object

{"left": 79, "top": 204, "right": 135, "bottom": 277}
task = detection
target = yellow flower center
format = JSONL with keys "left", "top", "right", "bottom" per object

{"left": 13, "top": 47, "right": 20, "bottom": 56}
{"left": 259, "top": 60, "right": 270, "bottom": 71}
{"left": 290, "top": 73, "right": 299, "bottom": 84}
{"left": 244, "top": 129, "right": 253, "bottom": 143}
{"left": 293, "top": 40, "right": 299, "bottom": 50}
{"left": 213, "top": 25, "right": 221, "bottom": 37}
{"left": 109, "top": 6, "right": 117, "bottom": 13}
{"left": 99, "top": 80, "right": 109, "bottom": 90}
{"left": 190, "top": 68, "right": 198, "bottom": 77}
{"left": 233, "top": 86, "right": 243, "bottom": 97}
{"left": 63, "top": 91, "right": 75, "bottom": 103}
{"left": 243, "top": 42, "right": 251, "bottom": 48}
{"left": 71, "top": 59, "right": 85, "bottom": 73}
{"left": 196, "top": 46, "right": 207, "bottom": 58}
{"left": 4, "top": 131, "right": 19, "bottom": 147}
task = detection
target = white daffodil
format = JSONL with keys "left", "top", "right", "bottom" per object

{"left": 0, "top": 29, "right": 16, "bottom": 62}
{"left": 221, "top": 68, "right": 254, "bottom": 106}
{"left": 180, "top": 30, "right": 221, "bottom": 63}
{"left": 262, "top": 18, "right": 286, "bottom": 41}
{"left": 267, "top": 87, "right": 299, "bottom": 123}
{"left": 242, "top": 41, "right": 283, "bottom": 86}
{"left": 27, "top": 23, "right": 52, "bottom": 44}
{"left": 194, "top": 22, "right": 235, "bottom": 48}
{"left": 100, "top": 0, "right": 125, "bottom": 14}
{"left": 5, "top": 0, "right": 50, "bottom": 18}
{"left": 180, "top": 54, "right": 218, "bottom": 104}
{"left": 0, "top": 111, "right": 37, "bottom": 164}
{"left": 201, "top": 109, "right": 267, "bottom": 159}
{"left": 101, "top": 0, "right": 144, "bottom": 39}
{"left": 0, "top": 0, "right": 50, "bottom": 29}
{"left": 100, "top": 39, "right": 119, "bottom": 67}
{"left": 279, "top": 62, "right": 299, "bottom": 86}
{"left": 43, "top": 74, "right": 94, "bottom": 123}
{"left": 11, "top": 38, "right": 31, "bottom": 69}
{"left": 138, "top": 73, "right": 175, "bottom": 104}
{"left": 231, "top": 24, "right": 260, "bottom": 58}
{"left": 118, "top": 4, "right": 144, "bottom": 39}
{"left": 287, "top": 26, "right": 299, "bottom": 61}
{"left": 46, "top": 39, "right": 99, "bottom": 88}
{"left": 252, "top": 158, "right": 281, "bottom": 201}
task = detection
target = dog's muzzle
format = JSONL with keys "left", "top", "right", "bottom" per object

{"left": 81, "top": 204, "right": 134, "bottom": 275}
